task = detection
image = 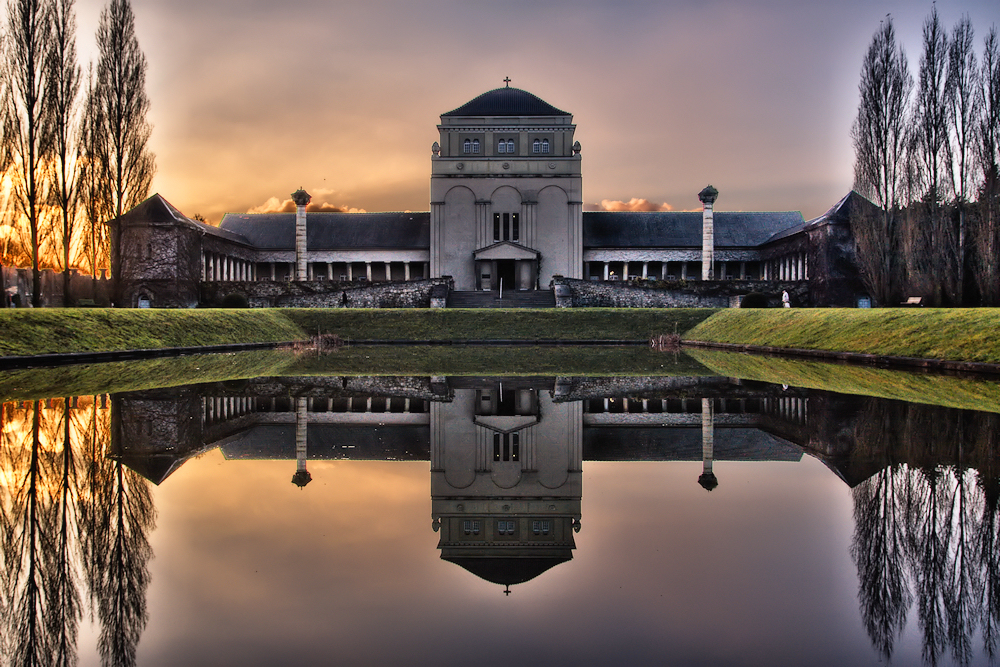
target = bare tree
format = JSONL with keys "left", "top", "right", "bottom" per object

{"left": 82, "top": 0, "right": 154, "bottom": 304}
{"left": 974, "top": 28, "right": 1000, "bottom": 304}
{"left": 851, "top": 16, "right": 912, "bottom": 304}
{"left": 2, "top": 0, "right": 53, "bottom": 307}
{"left": 945, "top": 16, "right": 980, "bottom": 305}
{"left": 76, "top": 66, "right": 110, "bottom": 283}
{"left": 45, "top": 0, "right": 80, "bottom": 305}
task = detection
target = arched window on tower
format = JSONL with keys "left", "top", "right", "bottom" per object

{"left": 506, "top": 139, "right": 515, "bottom": 153}
{"left": 532, "top": 139, "right": 541, "bottom": 153}
{"left": 497, "top": 139, "right": 506, "bottom": 154}
{"left": 472, "top": 139, "right": 480, "bottom": 154}
{"left": 463, "top": 139, "right": 471, "bottom": 154}
{"left": 542, "top": 139, "right": 550, "bottom": 154}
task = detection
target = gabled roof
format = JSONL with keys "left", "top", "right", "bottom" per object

{"left": 583, "top": 211, "right": 804, "bottom": 248}
{"left": 442, "top": 87, "right": 570, "bottom": 117}
{"left": 115, "top": 193, "right": 253, "bottom": 246}
{"left": 763, "top": 191, "right": 877, "bottom": 245}
{"left": 218, "top": 212, "right": 430, "bottom": 250}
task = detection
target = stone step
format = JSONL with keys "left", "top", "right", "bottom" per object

{"left": 447, "top": 290, "right": 556, "bottom": 309}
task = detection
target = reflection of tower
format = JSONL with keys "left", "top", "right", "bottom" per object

{"left": 291, "top": 397, "right": 312, "bottom": 488}
{"left": 431, "top": 379, "right": 582, "bottom": 593}
{"left": 698, "top": 397, "right": 718, "bottom": 491}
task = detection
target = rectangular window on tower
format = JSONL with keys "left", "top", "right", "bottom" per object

{"left": 502, "top": 213, "right": 510, "bottom": 241}
{"left": 511, "top": 213, "right": 519, "bottom": 242}
{"left": 493, "top": 213, "right": 501, "bottom": 242}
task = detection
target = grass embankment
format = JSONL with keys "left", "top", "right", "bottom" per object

{"left": 282, "top": 308, "right": 714, "bottom": 342}
{"left": 0, "top": 309, "right": 305, "bottom": 357}
{"left": 0, "top": 308, "right": 716, "bottom": 357}
{"left": 684, "top": 308, "right": 1000, "bottom": 364}
{"left": 687, "top": 348, "right": 1000, "bottom": 415}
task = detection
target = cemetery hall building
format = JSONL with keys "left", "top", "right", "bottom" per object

{"left": 110, "top": 84, "right": 868, "bottom": 308}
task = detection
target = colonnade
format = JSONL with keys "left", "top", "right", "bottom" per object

{"left": 587, "top": 260, "right": 760, "bottom": 281}
{"left": 762, "top": 251, "right": 808, "bottom": 281}
{"left": 204, "top": 252, "right": 256, "bottom": 281}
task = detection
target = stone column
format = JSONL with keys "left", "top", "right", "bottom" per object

{"left": 291, "top": 188, "right": 311, "bottom": 281}
{"left": 699, "top": 185, "right": 718, "bottom": 280}
{"left": 404, "top": 262, "right": 411, "bottom": 281}
{"left": 365, "top": 262, "right": 372, "bottom": 282}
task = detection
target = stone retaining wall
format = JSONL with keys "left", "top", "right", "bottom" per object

{"left": 551, "top": 276, "right": 811, "bottom": 308}
{"left": 201, "top": 277, "right": 453, "bottom": 309}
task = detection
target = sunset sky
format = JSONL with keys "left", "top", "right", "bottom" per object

{"left": 72, "top": 0, "right": 1000, "bottom": 223}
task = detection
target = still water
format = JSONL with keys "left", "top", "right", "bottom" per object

{"left": 2, "top": 360, "right": 1000, "bottom": 666}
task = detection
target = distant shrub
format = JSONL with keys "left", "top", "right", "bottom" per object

{"left": 221, "top": 292, "right": 249, "bottom": 308}
{"left": 740, "top": 292, "right": 769, "bottom": 308}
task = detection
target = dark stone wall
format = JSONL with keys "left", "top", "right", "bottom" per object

{"left": 201, "top": 277, "right": 452, "bottom": 308}
{"left": 117, "top": 220, "right": 205, "bottom": 308}
{"left": 551, "top": 277, "right": 811, "bottom": 308}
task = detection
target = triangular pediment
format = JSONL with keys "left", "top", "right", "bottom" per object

{"left": 474, "top": 415, "right": 539, "bottom": 433}
{"left": 474, "top": 242, "right": 539, "bottom": 261}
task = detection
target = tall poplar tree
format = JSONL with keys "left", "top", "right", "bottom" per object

{"left": 1, "top": 0, "right": 53, "bottom": 307}
{"left": 851, "top": 16, "right": 912, "bottom": 304}
{"left": 81, "top": 0, "right": 154, "bottom": 304}
{"left": 46, "top": 0, "right": 80, "bottom": 305}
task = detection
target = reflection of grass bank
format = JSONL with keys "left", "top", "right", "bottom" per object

{"left": 0, "top": 346, "right": 714, "bottom": 400}
{"left": 684, "top": 308, "right": 1000, "bottom": 363}
{"left": 285, "top": 346, "right": 713, "bottom": 377}
{"left": 0, "top": 309, "right": 305, "bottom": 356}
{"left": 687, "top": 348, "right": 1000, "bottom": 414}
{"left": 0, "top": 350, "right": 299, "bottom": 401}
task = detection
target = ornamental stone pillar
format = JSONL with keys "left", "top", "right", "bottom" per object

{"left": 291, "top": 188, "right": 311, "bottom": 281}
{"left": 699, "top": 185, "right": 718, "bottom": 281}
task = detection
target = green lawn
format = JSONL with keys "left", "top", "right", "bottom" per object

{"left": 684, "top": 308, "right": 1000, "bottom": 364}
{"left": 0, "top": 309, "right": 304, "bottom": 356}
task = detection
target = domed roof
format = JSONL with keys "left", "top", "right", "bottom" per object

{"left": 442, "top": 87, "right": 570, "bottom": 117}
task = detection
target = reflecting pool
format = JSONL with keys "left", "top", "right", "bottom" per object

{"left": 3, "top": 359, "right": 1000, "bottom": 666}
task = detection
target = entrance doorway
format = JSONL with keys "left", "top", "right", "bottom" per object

{"left": 496, "top": 260, "right": 516, "bottom": 292}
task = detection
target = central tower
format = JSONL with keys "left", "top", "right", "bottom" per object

{"left": 430, "top": 84, "right": 583, "bottom": 291}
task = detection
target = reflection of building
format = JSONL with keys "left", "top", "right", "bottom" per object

{"left": 108, "top": 84, "right": 869, "bottom": 308}
{"left": 430, "top": 379, "right": 582, "bottom": 593}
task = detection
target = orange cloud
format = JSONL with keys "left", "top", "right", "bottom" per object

{"left": 247, "top": 196, "right": 367, "bottom": 214}
{"left": 587, "top": 198, "right": 675, "bottom": 212}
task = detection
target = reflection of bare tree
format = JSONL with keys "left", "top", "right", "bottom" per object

{"left": 851, "top": 464, "right": 912, "bottom": 660}
{"left": 1, "top": 401, "right": 51, "bottom": 664}
{"left": 1, "top": 396, "right": 154, "bottom": 667}
{"left": 82, "top": 405, "right": 156, "bottom": 667}
{"left": 851, "top": 400, "right": 1000, "bottom": 665}
{"left": 49, "top": 398, "right": 83, "bottom": 667}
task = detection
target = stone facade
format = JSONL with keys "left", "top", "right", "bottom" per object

{"left": 200, "top": 277, "right": 452, "bottom": 309}
{"left": 551, "top": 276, "right": 811, "bottom": 308}
{"left": 104, "top": 86, "right": 869, "bottom": 309}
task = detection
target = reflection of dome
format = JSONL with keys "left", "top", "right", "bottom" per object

{"left": 444, "top": 556, "right": 572, "bottom": 588}
{"left": 291, "top": 470, "right": 312, "bottom": 488}
{"left": 698, "top": 472, "right": 718, "bottom": 492}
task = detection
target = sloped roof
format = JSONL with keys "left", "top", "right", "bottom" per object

{"left": 763, "top": 191, "right": 876, "bottom": 245}
{"left": 442, "top": 87, "right": 570, "bottom": 117}
{"left": 218, "top": 212, "right": 430, "bottom": 250}
{"left": 583, "top": 210, "right": 804, "bottom": 248}
{"left": 116, "top": 193, "right": 253, "bottom": 246}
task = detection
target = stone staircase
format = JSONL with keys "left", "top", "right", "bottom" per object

{"left": 447, "top": 290, "right": 556, "bottom": 308}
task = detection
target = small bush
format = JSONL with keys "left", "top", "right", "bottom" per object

{"left": 221, "top": 293, "right": 249, "bottom": 308}
{"left": 740, "top": 292, "right": 769, "bottom": 308}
